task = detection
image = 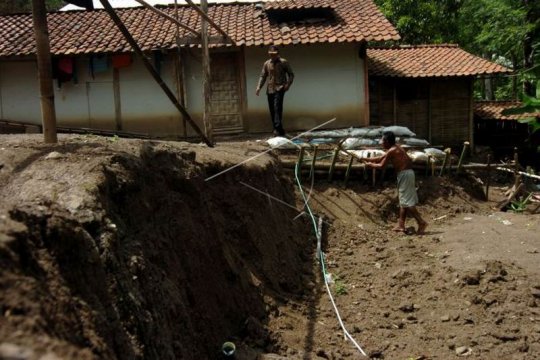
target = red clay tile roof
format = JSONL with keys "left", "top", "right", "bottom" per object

{"left": 474, "top": 101, "right": 540, "bottom": 121}
{"left": 367, "top": 44, "right": 510, "bottom": 78}
{"left": 264, "top": 0, "right": 333, "bottom": 10}
{"left": 0, "top": 0, "right": 399, "bottom": 57}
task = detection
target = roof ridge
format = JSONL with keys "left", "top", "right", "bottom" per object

{"left": 368, "top": 43, "right": 459, "bottom": 50}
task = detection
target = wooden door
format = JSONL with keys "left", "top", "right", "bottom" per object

{"left": 209, "top": 52, "right": 243, "bottom": 134}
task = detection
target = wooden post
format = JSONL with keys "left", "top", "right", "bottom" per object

{"left": 513, "top": 147, "right": 519, "bottom": 189}
{"left": 98, "top": 0, "right": 213, "bottom": 147}
{"left": 425, "top": 155, "right": 431, "bottom": 177}
{"left": 201, "top": 0, "right": 213, "bottom": 143}
{"left": 392, "top": 80, "right": 397, "bottom": 125}
{"left": 31, "top": 0, "right": 57, "bottom": 143}
{"left": 372, "top": 168, "right": 376, "bottom": 187}
{"left": 297, "top": 145, "right": 306, "bottom": 177}
{"left": 456, "top": 141, "right": 469, "bottom": 174}
{"left": 328, "top": 147, "right": 340, "bottom": 182}
{"left": 485, "top": 154, "right": 491, "bottom": 201}
{"left": 344, "top": 155, "right": 354, "bottom": 187}
{"left": 113, "top": 68, "right": 122, "bottom": 131}
{"left": 309, "top": 145, "right": 318, "bottom": 180}
{"left": 440, "top": 148, "right": 450, "bottom": 177}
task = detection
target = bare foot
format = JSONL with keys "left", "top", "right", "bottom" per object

{"left": 417, "top": 222, "right": 428, "bottom": 235}
{"left": 392, "top": 225, "right": 406, "bottom": 233}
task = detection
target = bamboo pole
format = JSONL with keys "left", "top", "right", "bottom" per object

{"left": 31, "top": 0, "right": 57, "bottom": 143}
{"left": 496, "top": 166, "right": 540, "bottom": 180}
{"left": 456, "top": 141, "right": 469, "bottom": 174}
{"left": 485, "top": 154, "right": 491, "bottom": 201}
{"left": 98, "top": 0, "right": 213, "bottom": 147}
{"left": 297, "top": 145, "right": 306, "bottom": 176}
{"left": 439, "top": 148, "right": 450, "bottom": 176}
{"left": 309, "top": 145, "right": 319, "bottom": 180}
{"left": 513, "top": 147, "right": 520, "bottom": 189}
{"left": 328, "top": 147, "right": 340, "bottom": 182}
{"left": 201, "top": 0, "right": 213, "bottom": 143}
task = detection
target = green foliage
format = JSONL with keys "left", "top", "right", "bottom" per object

{"left": 510, "top": 193, "right": 533, "bottom": 213}
{"left": 333, "top": 275, "right": 348, "bottom": 296}
{"left": 374, "top": 0, "right": 540, "bottom": 101}
{"left": 374, "top": 0, "right": 461, "bottom": 44}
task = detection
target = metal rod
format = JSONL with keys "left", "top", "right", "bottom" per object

{"left": 98, "top": 0, "right": 213, "bottom": 147}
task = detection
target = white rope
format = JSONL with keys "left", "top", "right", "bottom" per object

{"left": 294, "top": 161, "right": 368, "bottom": 357}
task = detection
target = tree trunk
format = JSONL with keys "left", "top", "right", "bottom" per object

{"left": 31, "top": 0, "right": 57, "bottom": 143}
{"left": 523, "top": 0, "right": 536, "bottom": 97}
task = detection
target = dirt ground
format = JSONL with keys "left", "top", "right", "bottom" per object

{"left": 0, "top": 134, "right": 539, "bottom": 360}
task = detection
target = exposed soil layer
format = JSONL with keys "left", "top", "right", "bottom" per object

{"left": 1, "top": 134, "right": 539, "bottom": 360}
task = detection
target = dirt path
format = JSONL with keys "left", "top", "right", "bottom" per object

{"left": 265, "top": 184, "right": 540, "bottom": 359}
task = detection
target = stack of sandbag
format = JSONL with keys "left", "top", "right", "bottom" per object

{"left": 267, "top": 136, "right": 299, "bottom": 149}
{"left": 342, "top": 149, "right": 386, "bottom": 159}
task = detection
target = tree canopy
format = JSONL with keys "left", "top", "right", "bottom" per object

{"left": 374, "top": 0, "right": 540, "bottom": 99}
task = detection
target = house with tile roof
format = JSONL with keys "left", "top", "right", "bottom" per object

{"left": 0, "top": 1, "right": 511, "bottom": 144}
{"left": 473, "top": 101, "right": 539, "bottom": 155}
{"left": 367, "top": 45, "right": 510, "bottom": 147}
{"left": 0, "top": 0, "right": 399, "bottom": 137}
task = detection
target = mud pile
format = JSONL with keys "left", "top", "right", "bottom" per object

{"left": 0, "top": 135, "right": 311, "bottom": 359}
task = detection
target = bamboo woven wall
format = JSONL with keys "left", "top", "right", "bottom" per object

{"left": 369, "top": 77, "right": 472, "bottom": 145}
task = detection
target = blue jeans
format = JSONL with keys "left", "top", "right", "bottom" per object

{"left": 267, "top": 90, "right": 285, "bottom": 135}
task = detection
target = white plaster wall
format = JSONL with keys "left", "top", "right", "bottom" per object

{"left": 0, "top": 61, "right": 41, "bottom": 124}
{"left": 119, "top": 54, "right": 182, "bottom": 135}
{"left": 244, "top": 43, "right": 366, "bottom": 131}
{"left": 1, "top": 43, "right": 366, "bottom": 136}
{"left": 53, "top": 57, "right": 111, "bottom": 128}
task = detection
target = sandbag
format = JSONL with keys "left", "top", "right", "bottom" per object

{"left": 342, "top": 137, "right": 377, "bottom": 149}
{"left": 424, "top": 147, "right": 446, "bottom": 159}
{"left": 408, "top": 151, "right": 429, "bottom": 164}
{"left": 346, "top": 149, "right": 385, "bottom": 159}
{"left": 404, "top": 138, "right": 430, "bottom": 146}
{"left": 383, "top": 126, "right": 416, "bottom": 137}
{"left": 349, "top": 127, "right": 384, "bottom": 137}
{"left": 267, "top": 137, "right": 299, "bottom": 149}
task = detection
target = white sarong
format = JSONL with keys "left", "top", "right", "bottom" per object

{"left": 397, "top": 169, "right": 418, "bottom": 207}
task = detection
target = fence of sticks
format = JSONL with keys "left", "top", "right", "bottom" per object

{"left": 269, "top": 127, "right": 540, "bottom": 214}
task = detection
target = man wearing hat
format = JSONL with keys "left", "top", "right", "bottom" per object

{"left": 256, "top": 45, "right": 295, "bottom": 136}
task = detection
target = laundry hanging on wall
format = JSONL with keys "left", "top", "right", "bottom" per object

{"left": 89, "top": 54, "right": 109, "bottom": 78}
{"left": 112, "top": 54, "right": 132, "bottom": 69}
{"left": 53, "top": 57, "right": 77, "bottom": 88}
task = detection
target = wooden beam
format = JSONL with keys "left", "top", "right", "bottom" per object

{"left": 184, "top": 0, "right": 234, "bottom": 44}
{"left": 113, "top": 68, "right": 122, "bottom": 131}
{"left": 98, "top": 0, "right": 213, "bottom": 147}
{"left": 31, "top": 0, "right": 57, "bottom": 143}
{"left": 132, "top": 0, "right": 200, "bottom": 36}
